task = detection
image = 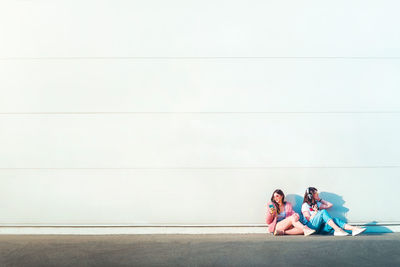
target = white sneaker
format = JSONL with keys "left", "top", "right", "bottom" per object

{"left": 334, "top": 230, "right": 349, "bottom": 236}
{"left": 304, "top": 228, "right": 316, "bottom": 237}
{"left": 352, "top": 227, "right": 366, "bottom": 236}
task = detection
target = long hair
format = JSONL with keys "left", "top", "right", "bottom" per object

{"left": 303, "top": 187, "right": 318, "bottom": 206}
{"left": 270, "top": 189, "right": 286, "bottom": 214}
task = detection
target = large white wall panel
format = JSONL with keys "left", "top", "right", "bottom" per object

{"left": 0, "top": 0, "right": 400, "bottom": 57}
{"left": 1, "top": 113, "right": 399, "bottom": 168}
{"left": 0, "top": 59, "right": 399, "bottom": 113}
{"left": 0, "top": 0, "right": 399, "bottom": 228}
{"left": 0, "top": 169, "right": 397, "bottom": 225}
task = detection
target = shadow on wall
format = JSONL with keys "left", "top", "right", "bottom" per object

{"left": 285, "top": 192, "right": 393, "bottom": 234}
{"left": 318, "top": 192, "right": 349, "bottom": 222}
{"left": 285, "top": 194, "right": 303, "bottom": 215}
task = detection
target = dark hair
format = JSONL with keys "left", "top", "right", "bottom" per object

{"left": 270, "top": 189, "right": 286, "bottom": 214}
{"left": 303, "top": 187, "right": 318, "bottom": 206}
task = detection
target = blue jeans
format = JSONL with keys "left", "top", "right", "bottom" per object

{"left": 302, "top": 210, "right": 347, "bottom": 234}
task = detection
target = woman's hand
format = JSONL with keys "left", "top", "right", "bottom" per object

{"left": 309, "top": 204, "right": 319, "bottom": 220}
{"left": 269, "top": 207, "right": 276, "bottom": 214}
{"left": 319, "top": 199, "right": 333, "bottom": 209}
{"left": 292, "top": 213, "right": 300, "bottom": 221}
{"left": 312, "top": 204, "right": 319, "bottom": 212}
{"left": 303, "top": 211, "right": 311, "bottom": 222}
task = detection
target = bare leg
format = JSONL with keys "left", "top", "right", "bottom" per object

{"left": 326, "top": 219, "right": 342, "bottom": 231}
{"left": 276, "top": 215, "right": 309, "bottom": 235}
{"left": 293, "top": 220, "right": 307, "bottom": 231}
{"left": 275, "top": 217, "right": 295, "bottom": 233}
{"left": 343, "top": 224, "right": 356, "bottom": 231}
{"left": 285, "top": 227, "right": 304, "bottom": 235}
{"left": 289, "top": 218, "right": 315, "bottom": 235}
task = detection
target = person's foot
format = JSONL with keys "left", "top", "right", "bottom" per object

{"left": 304, "top": 228, "right": 316, "bottom": 236}
{"left": 352, "top": 227, "right": 366, "bottom": 236}
{"left": 334, "top": 229, "right": 350, "bottom": 236}
{"left": 274, "top": 229, "right": 285, "bottom": 236}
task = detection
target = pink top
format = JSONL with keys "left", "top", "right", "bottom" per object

{"left": 265, "top": 201, "right": 296, "bottom": 233}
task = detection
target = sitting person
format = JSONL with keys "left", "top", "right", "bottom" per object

{"left": 301, "top": 187, "right": 366, "bottom": 236}
{"left": 266, "top": 189, "right": 315, "bottom": 236}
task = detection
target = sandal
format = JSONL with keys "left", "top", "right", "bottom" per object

{"left": 274, "top": 229, "right": 285, "bottom": 236}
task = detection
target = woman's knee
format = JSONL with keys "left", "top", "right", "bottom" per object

{"left": 320, "top": 210, "right": 333, "bottom": 222}
{"left": 320, "top": 210, "right": 330, "bottom": 217}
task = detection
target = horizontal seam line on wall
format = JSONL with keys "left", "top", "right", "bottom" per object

{"left": 1, "top": 112, "right": 400, "bottom": 115}
{"left": 1, "top": 167, "right": 400, "bottom": 170}
{"left": 1, "top": 56, "right": 400, "bottom": 60}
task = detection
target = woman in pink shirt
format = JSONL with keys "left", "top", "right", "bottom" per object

{"left": 266, "top": 189, "right": 315, "bottom": 236}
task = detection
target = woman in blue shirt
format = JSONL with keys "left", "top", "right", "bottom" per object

{"left": 301, "top": 187, "right": 366, "bottom": 236}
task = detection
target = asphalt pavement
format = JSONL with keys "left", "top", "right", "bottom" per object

{"left": 0, "top": 233, "right": 399, "bottom": 266}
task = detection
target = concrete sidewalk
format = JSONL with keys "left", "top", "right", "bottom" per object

{"left": 0, "top": 233, "right": 399, "bottom": 267}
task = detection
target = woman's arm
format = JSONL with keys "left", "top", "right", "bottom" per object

{"left": 301, "top": 203, "right": 311, "bottom": 221}
{"left": 302, "top": 203, "right": 318, "bottom": 222}
{"left": 319, "top": 199, "right": 333, "bottom": 210}
{"left": 265, "top": 202, "right": 277, "bottom": 224}
{"left": 302, "top": 210, "right": 311, "bottom": 222}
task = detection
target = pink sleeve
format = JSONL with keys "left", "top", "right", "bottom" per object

{"left": 285, "top": 202, "right": 295, "bottom": 217}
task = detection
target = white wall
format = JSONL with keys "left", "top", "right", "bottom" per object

{"left": 0, "top": 0, "right": 399, "bottom": 228}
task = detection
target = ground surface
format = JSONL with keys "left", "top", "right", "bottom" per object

{"left": 0, "top": 233, "right": 399, "bottom": 266}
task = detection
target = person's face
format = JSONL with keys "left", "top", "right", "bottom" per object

{"left": 273, "top": 193, "right": 283, "bottom": 203}
{"left": 313, "top": 191, "right": 319, "bottom": 200}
